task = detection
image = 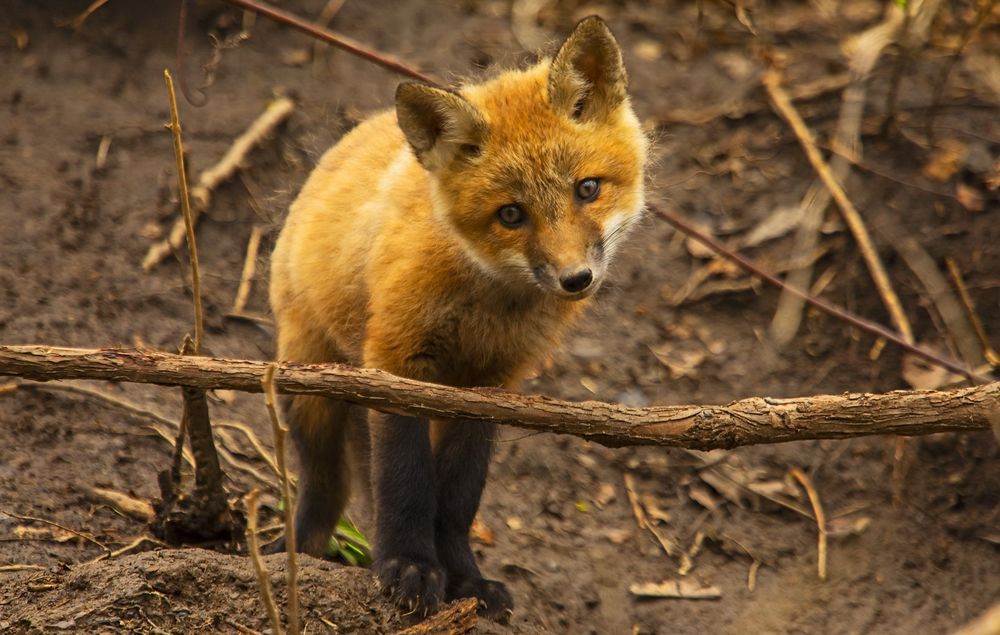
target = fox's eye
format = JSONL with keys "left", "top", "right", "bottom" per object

{"left": 496, "top": 204, "right": 526, "bottom": 228}
{"left": 575, "top": 178, "right": 601, "bottom": 202}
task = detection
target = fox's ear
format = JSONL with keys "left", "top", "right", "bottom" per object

{"left": 395, "top": 83, "right": 488, "bottom": 171}
{"left": 548, "top": 16, "right": 627, "bottom": 122}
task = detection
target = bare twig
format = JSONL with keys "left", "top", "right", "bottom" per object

{"left": 789, "top": 467, "right": 827, "bottom": 581}
{"left": 245, "top": 489, "right": 284, "bottom": 635}
{"left": 763, "top": 68, "right": 915, "bottom": 347}
{"left": 1, "top": 508, "right": 109, "bottom": 553}
{"left": 164, "top": 69, "right": 203, "bottom": 353}
{"left": 263, "top": 364, "right": 299, "bottom": 635}
{"left": 231, "top": 225, "right": 264, "bottom": 316}
{"left": 2, "top": 345, "right": 996, "bottom": 450}
{"left": 392, "top": 597, "right": 478, "bottom": 635}
{"left": 219, "top": 0, "right": 439, "bottom": 84}
{"left": 61, "top": 0, "right": 111, "bottom": 29}
{"left": 879, "top": 223, "right": 984, "bottom": 369}
{"left": 91, "top": 487, "right": 155, "bottom": 522}
{"left": 946, "top": 258, "right": 1000, "bottom": 367}
{"left": 312, "top": 0, "right": 349, "bottom": 69}
{"left": 0, "top": 564, "right": 46, "bottom": 573}
{"left": 143, "top": 96, "right": 295, "bottom": 272}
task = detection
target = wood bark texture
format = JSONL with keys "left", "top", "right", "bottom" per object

{"left": 1, "top": 345, "right": 996, "bottom": 450}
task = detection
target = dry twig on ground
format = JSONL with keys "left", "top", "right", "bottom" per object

{"left": 245, "top": 489, "right": 284, "bottom": 635}
{"left": 262, "top": 364, "right": 299, "bottom": 635}
{"left": 392, "top": 597, "right": 478, "bottom": 635}
{"left": 789, "top": 467, "right": 827, "bottom": 581}
{"left": 142, "top": 95, "right": 295, "bottom": 272}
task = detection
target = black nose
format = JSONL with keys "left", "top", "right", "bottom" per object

{"left": 560, "top": 268, "right": 593, "bottom": 293}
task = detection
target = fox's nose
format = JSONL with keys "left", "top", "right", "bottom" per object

{"left": 559, "top": 268, "right": 593, "bottom": 293}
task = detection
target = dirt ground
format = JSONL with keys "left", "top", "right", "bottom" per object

{"left": 1, "top": 1, "right": 999, "bottom": 633}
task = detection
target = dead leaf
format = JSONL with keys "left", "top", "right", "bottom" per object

{"left": 470, "top": 515, "right": 494, "bottom": 546}
{"left": 826, "top": 515, "right": 872, "bottom": 539}
{"left": 741, "top": 205, "right": 804, "bottom": 248}
{"left": 687, "top": 484, "right": 719, "bottom": 511}
{"left": 955, "top": 183, "right": 985, "bottom": 212}
{"left": 605, "top": 528, "right": 631, "bottom": 544}
{"left": 922, "top": 139, "right": 966, "bottom": 182}
{"left": 650, "top": 341, "right": 706, "bottom": 379}
{"left": 901, "top": 352, "right": 964, "bottom": 389}
{"left": 629, "top": 579, "right": 722, "bottom": 600}
{"left": 593, "top": 483, "right": 616, "bottom": 509}
{"left": 640, "top": 494, "right": 672, "bottom": 524}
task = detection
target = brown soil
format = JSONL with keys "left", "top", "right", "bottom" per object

{"left": 1, "top": 1, "right": 998, "bottom": 633}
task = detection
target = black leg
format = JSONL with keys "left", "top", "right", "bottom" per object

{"left": 433, "top": 420, "right": 513, "bottom": 621}
{"left": 282, "top": 395, "right": 352, "bottom": 558}
{"left": 370, "top": 411, "right": 445, "bottom": 612}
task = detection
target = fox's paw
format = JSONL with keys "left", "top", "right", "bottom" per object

{"left": 450, "top": 577, "right": 514, "bottom": 623}
{"left": 375, "top": 556, "right": 446, "bottom": 615}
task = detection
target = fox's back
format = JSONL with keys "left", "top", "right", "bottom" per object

{"left": 270, "top": 111, "right": 419, "bottom": 361}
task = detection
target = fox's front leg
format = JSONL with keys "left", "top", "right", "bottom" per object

{"left": 369, "top": 411, "right": 445, "bottom": 612}
{"left": 432, "top": 419, "right": 514, "bottom": 621}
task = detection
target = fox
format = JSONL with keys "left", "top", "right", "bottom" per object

{"left": 268, "top": 16, "right": 647, "bottom": 620}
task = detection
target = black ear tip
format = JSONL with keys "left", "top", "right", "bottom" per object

{"left": 575, "top": 14, "right": 611, "bottom": 33}
{"left": 395, "top": 82, "right": 419, "bottom": 101}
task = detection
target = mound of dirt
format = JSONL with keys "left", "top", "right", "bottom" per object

{"left": 0, "top": 548, "right": 405, "bottom": 634}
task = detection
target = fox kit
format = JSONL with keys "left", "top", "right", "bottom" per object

{"left": 270, "top": 16, "right": 647, "bottom": 619}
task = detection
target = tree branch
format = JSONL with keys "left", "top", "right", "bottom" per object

{"left": 1, "top": 345, "right": 996, "bottom": 450}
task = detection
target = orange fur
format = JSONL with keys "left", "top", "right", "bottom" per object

{"left": 271, "top": 55, "right": 647, "bottom": 387}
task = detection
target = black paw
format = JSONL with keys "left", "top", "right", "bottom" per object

{"left": 449, "top": 577, "right": 514, "bottom": 623}
{"left": 375, "top": 556, "right": 446, "bottom": 614}
{"left": 261, "top": 536, "right": 286, "bottom": 555}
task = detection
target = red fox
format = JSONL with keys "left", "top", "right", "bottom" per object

{"left": 269, "top": 16, "right": 647, "bottom": 619}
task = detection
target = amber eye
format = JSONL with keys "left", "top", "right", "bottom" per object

{"left": 575, "top": 178, "right": 601, "bottom": 202}
{"left": 497, "top": 204, "right": 526, "bottom": 228}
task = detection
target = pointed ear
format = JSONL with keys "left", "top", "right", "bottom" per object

{"left": 395, "top": 83, "right": 488, "bottom": 171}
{"left": 548, "top": 16, "right": 628, "bottom": 122}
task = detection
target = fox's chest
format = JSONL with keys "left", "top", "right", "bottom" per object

{"left": 417, "top": 296, "right": 579, "bottom": 387}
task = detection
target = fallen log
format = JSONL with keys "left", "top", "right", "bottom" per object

{"left": 1, "top": 345, "right": 996, "bottom": 450}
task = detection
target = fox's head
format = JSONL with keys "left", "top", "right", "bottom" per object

{"left": 395, "top": 16, "right": 647, "bottom": 300}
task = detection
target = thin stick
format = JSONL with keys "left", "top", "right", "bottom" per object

{"left": 263, "top": 364, "right": 299, "bottom": 635}
{"left": 91, "top": 487, "right": 155, "bottom": 522}
{"left": 163, "top": 69, "right": 203, "bottom": 354}
{"left": 789, "top": 467, "right": 827, "bottom": 580}
{"left": 63, "top": 0, "right": 111, "bottom": 29}
{"left": 220, "top": 0, "right": 439, "bottom": 85}
{"left": 946, "top": 258, "right": 1000, "bottom": 367}
{"left": 763, "top": 68, "right": 914, "bottom": 347}
{"left": 1, "top": 508, "right": 109, "bottom": 553}
{"left": 0, "top": 564, "right": 46, "bottom": 573}
{"left": 245, "top": 488, "right": 284, "bottom": 635}
{"left": 143, "top": 96, "right": 295, "bottom": 272}
{"left": 231, "top": 225, "right": 264, "bottom": 315}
